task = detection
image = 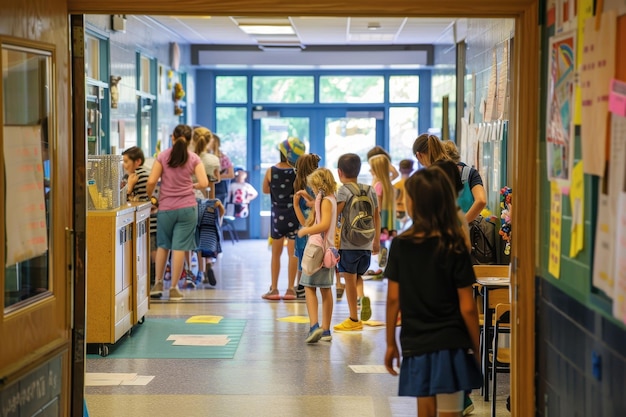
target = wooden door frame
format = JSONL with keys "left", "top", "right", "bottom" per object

{"left": 67, "top": 1, "right": 539, "bottom": 416}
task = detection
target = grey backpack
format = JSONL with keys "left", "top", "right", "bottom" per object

{"left": 341, "top": 183, "right": 376, "bottom": 246}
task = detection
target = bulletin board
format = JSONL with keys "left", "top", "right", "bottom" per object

{"left": 537, "top": 6, "right": 626, "bottom": 328}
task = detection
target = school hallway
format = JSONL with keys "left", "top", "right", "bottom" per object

{"left": 84, "top": 239, "right": 510, "bottom": 417}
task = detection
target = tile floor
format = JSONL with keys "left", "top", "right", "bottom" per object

{"left": 85, "top": 239, "right": 510, "bottom": 417}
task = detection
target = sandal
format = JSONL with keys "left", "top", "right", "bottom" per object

{"left": 282, "top": 289, "right": 297, "bottom": 300}
{"left": 336, "top": 284, "right": 345, "bottom": 299}
{"left": 262, "top": 287, "right": 281, "bottom": 300}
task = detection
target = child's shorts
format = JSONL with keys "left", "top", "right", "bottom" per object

{"left": 156, "top": 206, "right": 198, "bottom": 251}
{"left": 337, "top": 249, "right": 371, "bottom": 275}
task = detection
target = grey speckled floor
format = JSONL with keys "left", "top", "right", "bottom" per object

{"left": 85, "top": 240, "right": 510, "bottom": 417}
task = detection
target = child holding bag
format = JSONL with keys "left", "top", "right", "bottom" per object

{"left": 294, "top": 168, "right": 338, "bottom": 344}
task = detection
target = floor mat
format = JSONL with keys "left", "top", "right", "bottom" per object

{"left": 87, "top": 318, "right": 246, "bottom": 359}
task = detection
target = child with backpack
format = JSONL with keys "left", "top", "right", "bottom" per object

{"left": 294, "top": 168, "right": 338, "bottom": 343}
{"left": 384, "top": 166, "right": 482, "bottom": 417}
{"left": 334, "top": 153, "right": 380, "bottom": 330}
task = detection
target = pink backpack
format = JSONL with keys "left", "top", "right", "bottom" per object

{"left": 301, "top": 193, "right": 340, "bottom": 276}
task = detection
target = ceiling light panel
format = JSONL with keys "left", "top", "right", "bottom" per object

{"left": 239, "top": 25, "right": 295, "bottom": 35}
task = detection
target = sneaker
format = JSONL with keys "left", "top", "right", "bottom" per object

{"left": 295, "top": 286, "right": 306, "bottom": 301}
{"left": 169, "top": 287, "right": 184, "bottom": 301}
{"left": 150, "top": 281, "right": 164, "bottom": 297}
{"left": 463, "top": 395, "right": 474, "bottom": 416}
{"left": 360, "top": 296, "right": 372, "bottom": 321}
{"left": 305, "top": 325, "right": 324, "bottom": 343}
{"left": 184, "top": 278, "right": 196, "bottom": 289}
{"left": 196, "top": 270, "right": 204, "bottom": 284}
{"left": 203, "top": 268, "right": 217, "bottom": 286}
{"left": 320, "top": 330, "right": 332, "bottom": 342}
{"left": 282, "top": 288, "right": 297, "bottom": 300}
{"left": 261, "top": 287, "right": 281, "bottom": 300}
{"left": 333, "top": 318, "right": 363, "bottom": 331}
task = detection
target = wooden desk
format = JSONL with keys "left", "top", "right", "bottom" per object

{"left": 476, "top": 276, "right": 510, "bottom": 401}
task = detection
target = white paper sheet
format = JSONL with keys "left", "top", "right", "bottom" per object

{"left": 3, "top": 125, "right": 49, "bottom": 266}
{"left": 167, "top": 334, "right": 231, "bottom": 346}
{"left": 349, "top": 365, "right": 391, "bottom": 374}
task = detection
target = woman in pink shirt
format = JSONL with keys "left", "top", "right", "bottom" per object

{"left": 147, "top": 124, "right": 208, "bottom": 300}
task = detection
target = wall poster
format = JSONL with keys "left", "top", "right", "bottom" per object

{"left": 546, "top": 31, "right": 576, "bottom": 184}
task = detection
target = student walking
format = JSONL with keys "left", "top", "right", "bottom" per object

{"left": 370, "top": 153, "right": 396, "bottom": 233}
{"left": 384, "top": 167, "right": 482, "bottom": 417}
{"left": 261, "top": 136, "right": 305, "bottom": 300}
{"left": 393, "top": 159, "right": 413, "bottom": 231}
{"left": 334, "top": 153, "right": 380, "bottom": 330}
{"left": 294, "top": 168, "right": 337, "bottom": 343}
{"left": 147, "top": 124, "right": 209, "bottom": 301}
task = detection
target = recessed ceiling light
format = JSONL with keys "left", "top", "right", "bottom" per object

{"left": 239, "top": 25, "right": 295, "bottom": 35}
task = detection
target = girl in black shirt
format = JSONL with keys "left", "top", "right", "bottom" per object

{"left": 384, "top": 166, "right": 482, "bottom": 417}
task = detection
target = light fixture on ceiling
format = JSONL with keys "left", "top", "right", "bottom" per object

{"left": 239, "top": 24, "right": 295, "bottom": 35}
{"left": 367, "top": 22, "right": 381, "bottom": 31}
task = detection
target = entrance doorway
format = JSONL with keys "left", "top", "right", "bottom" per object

{"left": 250, "top": 108, "right": 383, "bottom": 238}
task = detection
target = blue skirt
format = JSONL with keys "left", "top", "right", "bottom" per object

{"left": 398, "top": 348, "right": 482, "bottom": 397}
{"left": 299, "top": 267, "right": 333, "bottom": 288}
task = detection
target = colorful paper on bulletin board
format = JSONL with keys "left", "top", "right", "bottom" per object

{"left": 612, "top": 191, "right": 626, "bottom": 325}
{"left": 573, "top": 0, "right": 594, "bottom": 125}
{"left": 546, "top": 31, "right": 576, "bottom": 184}
{"left": 592, "top": 183, "right": 615, "bottom": 298}
{"left": 3, "top": 125, "right": 49, "bottom": 266}
{"left": 580, "top": 12, "right": 617, "bottom": 177}
{"left": 549, "top": 181, "right": 562, "bottom": 278}
{"left": 569, "top": 161, "right": 585, "bottom": 258}
{"left": 609, "top": 79, "right": 626, "bottom": 117}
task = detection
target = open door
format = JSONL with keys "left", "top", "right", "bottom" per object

{"left": 0, "top": 38, "right": 74, "bottom": 414}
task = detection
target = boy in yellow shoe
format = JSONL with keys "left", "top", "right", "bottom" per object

{"left": 333, "top": 153, "right": 380, "bottom": 331}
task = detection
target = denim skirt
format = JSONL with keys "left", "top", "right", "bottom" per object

{"left": 299, "top": 266, "right": 333, "bottom": 288}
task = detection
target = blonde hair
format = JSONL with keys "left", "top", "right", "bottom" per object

{"left": 370, "top": 154, "right": 395, "bottom": 229}
{"left": 305, "top": 168, "right": 337, "bottom": 226}
{"left": 193, "top": 127, "right": 212, "bottom": 155}
{"left": 442, "top": 140, "right": 461, "bottom": 163}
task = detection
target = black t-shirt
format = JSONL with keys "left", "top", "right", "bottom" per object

{"left": 385, "top": 236, "right": 476, "bottom": 357}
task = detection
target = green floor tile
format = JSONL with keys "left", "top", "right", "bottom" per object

{"left": 87, "top": 318, "right": 246, "bottom": 359}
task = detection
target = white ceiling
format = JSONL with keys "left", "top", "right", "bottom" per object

{"left": 142, "top": 16, "right": 463, "bottom": 48}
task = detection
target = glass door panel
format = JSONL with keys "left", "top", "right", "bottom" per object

{"left": 259, "top": 116, "right": 310, "bottom": 213}
{"left": 324, "top": 115, "right": 378, "bottom": 185}
{"left": 251, "top": 114, "right": 310, "bottom": 238}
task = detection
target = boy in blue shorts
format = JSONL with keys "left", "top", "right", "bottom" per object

{"left": 334, "top": 153, "right": 380, "bottom": 331}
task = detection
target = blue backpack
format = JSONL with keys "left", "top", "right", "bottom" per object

{"left": 458, "top": 165, "right": 475, "bottom": 213}
{"left": 196, "top": 199, "right": 222, "bottom": 257}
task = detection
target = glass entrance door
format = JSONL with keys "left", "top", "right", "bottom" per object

{"left": 321, "top": 110, "right": 383, "bottom": 184}
{"left": 249, "top": 111, "right": 311, "bottom": 238}
{"left": 249, "top": 108, "right": 383, "bottom": 238}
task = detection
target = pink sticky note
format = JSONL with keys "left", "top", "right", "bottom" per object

{"left": 609, "top": 79, "right": 626, "bottom": 117}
